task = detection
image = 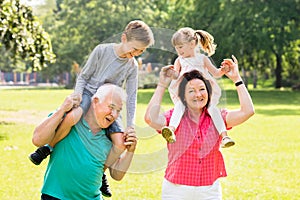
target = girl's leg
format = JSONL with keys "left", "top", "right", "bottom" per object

{"left": 207, "top": 105, "right": 235, "bottom": 148}
{"left": 161, "top": 101, "right": 186, "bottom": 143}
{"left": 169, "top": 101, "right": 186, "bottom": 131}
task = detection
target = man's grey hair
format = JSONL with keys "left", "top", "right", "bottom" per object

{"left": 92, "top": 84, "right": 127, "bottom": 102}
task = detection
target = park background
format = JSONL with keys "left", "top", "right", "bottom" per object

{"left": 1, "top": 0, "right": 300, "bottom": 199}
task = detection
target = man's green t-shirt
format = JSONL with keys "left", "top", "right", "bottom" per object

{"left": 41, "top": 118, "right": 112, "bottom": 200}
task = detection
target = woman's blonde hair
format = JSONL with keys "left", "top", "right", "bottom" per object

{"left": 171, "top": 27, "right": 217, "bottom": 56}
{"left": 124, "top": 20, "right": 155, "bottom": 47}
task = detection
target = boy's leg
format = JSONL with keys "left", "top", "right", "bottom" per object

{"left": 29, "top": 90, "right": 91, "bottom": 165}
{"left": 29, "top": 107, "right": 83, "bottom": 165}
{"left": 101, "top": 119, "right": 125, "bottom": 197}
{"left": 100, "top": 173, "right": 112, "bottom": 197}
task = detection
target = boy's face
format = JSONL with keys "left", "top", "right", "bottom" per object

{"left": 120, "top": 40, "right": 147, "bottom": 58}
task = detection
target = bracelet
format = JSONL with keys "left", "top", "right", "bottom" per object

{"left": 235, "top": 81, "right": 243, "bottom": 86}
{"left": 157, "top": 83, "right": 167, "bottom": 89}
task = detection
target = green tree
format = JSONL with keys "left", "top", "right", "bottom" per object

{"left": 0, "top": 0, "right": 56, "bottom": 72}
{"left": 214, "top": 0, "right": 300, "bottom": 88}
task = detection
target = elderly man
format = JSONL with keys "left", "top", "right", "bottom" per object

{"left": 32, "top": 84, "right": 137, "bottom": 200}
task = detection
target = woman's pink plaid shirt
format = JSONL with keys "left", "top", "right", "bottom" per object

{"left": 162, "top": 108, "right": 230, "bottom": 186}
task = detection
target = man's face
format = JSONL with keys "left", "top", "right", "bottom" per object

{"left": 93, "top": 92, "right": 123, "bottom": 128}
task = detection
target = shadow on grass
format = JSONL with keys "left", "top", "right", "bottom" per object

{"left": 0, "top": 134, "right": 7, "bottom": 141}
{"left": 0, "top": 121, "right": 14, "bottom": 141}
{"left": 255, "top": 108, "right": 300, "bottom": 116}
{"left": 0, "top": 86, "right": 67, "bottom": 91}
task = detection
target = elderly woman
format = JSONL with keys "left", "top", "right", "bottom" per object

{"left": 144, "top": 56, "right": 254, "bottom": 200}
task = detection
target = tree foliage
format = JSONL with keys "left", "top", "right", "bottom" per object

{"left": 0, "top": 0, "right": 55, "bottom": 71}
{"left": 1, "top": 0, "right": 299, "bottom": 88}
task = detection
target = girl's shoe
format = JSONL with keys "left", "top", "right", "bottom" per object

{"left": 221, "top": 136, "right": 235, "bottom": 148}
{"left": 161, "top": 126, "right": 176, "bottom": 143}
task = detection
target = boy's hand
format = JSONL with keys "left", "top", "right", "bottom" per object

{"left": 70, "top": 92, "right": 82, "bottom": 108}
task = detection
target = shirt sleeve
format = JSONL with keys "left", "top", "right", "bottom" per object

{"left": 125, "top": 62, "right": 138, "bottom": 127}
{"left": 74, "top": 45, "right": 101, "bottom": 94}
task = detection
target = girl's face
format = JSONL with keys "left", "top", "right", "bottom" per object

{"left": 174, "top": 40, "right": 196, "bottom": 58}
{"left": 120, "top": 40, "right": 148, "bottom": 59}
{"left": 184, "top": 79, "right": 208, "bottom": 111}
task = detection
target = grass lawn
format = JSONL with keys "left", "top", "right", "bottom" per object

{"left": 0, "top": 86, "right": 300, "bottom": 200}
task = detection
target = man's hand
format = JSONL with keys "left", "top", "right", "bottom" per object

{"left": 61, "top": 93, "right": 81, "bottom": 113}
{"left": 123, "top": 127, "right": 137, "bottom": 152}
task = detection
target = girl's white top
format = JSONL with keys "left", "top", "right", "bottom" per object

{"left": 168, "top": 53, "right": 221, "bottom": 107}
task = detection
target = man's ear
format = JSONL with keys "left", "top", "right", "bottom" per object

{"left": 93, "top": 97, "right": 100, "bottom": 105}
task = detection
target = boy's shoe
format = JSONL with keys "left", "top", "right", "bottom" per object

{"left": 28, "top": 145, "right": 51, "bottom": 165}
{"left": 100, "top": 173, "right": 112, "bottom": 197}
{"left": 161, "top": 126, "right": 176, "bottom": 143}
{"left": 221, "top": 136, "right": 235, "bottom": 148}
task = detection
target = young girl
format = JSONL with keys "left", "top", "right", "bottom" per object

{"left": 29, "top": 20, "right": 154, "bottom": 197}
{"left": 161, "top": 27, "right": 235, "bottom": 148}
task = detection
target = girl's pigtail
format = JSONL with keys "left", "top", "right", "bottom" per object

{"left": 195, "top": 30, "right": 217, "bottom": 56}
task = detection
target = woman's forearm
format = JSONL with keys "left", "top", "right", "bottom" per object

{"left": 144, "top": 84, "right": 167, "bottom": 129}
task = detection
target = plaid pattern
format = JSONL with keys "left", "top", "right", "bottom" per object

{"left": 163, "top": 108, "right": 228, "bottom": 186}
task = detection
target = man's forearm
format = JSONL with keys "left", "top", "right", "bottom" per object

{"left": 109, "top": 150, "right": 134, "bottom": 181}
{"left": 32, "top": 108, "right": 66, "bottom": 147}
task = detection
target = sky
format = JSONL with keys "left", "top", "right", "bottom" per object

{"left": 20, "top": 0, "right": 45, "bottom": 6}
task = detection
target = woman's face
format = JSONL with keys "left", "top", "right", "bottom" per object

{"left": 184, "top": 79, "right": 208, "bottom": 111}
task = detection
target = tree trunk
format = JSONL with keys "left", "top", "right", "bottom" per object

{"left": 275, "top": 53, "right": 282, "bottom": 88}
{"left": 253, "top": 69, "right": 257, "bottom": 89}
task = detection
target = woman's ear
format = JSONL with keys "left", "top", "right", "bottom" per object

{"left": 121, "top": 33, "right": 127, "bottom": 43}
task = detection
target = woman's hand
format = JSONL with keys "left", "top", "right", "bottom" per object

{"left": 221, "top": 55, "right": 242, "bottom": 83}
{"left": 158, "top": 65, "right": 178, "bottom": 88}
